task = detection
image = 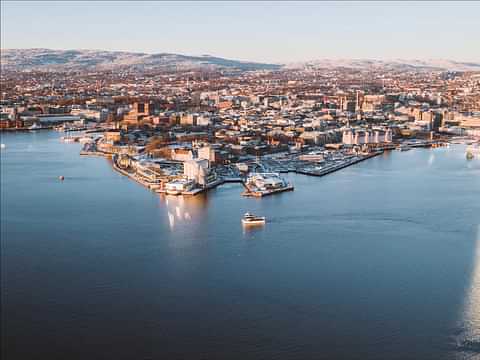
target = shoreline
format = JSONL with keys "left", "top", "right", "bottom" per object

{"left": 93, "top": 149, "right": 386, "bottom": 197}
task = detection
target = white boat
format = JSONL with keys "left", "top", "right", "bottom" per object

{"left": 28, "top": 123, "right": 42, "bottom": 130}
{"left": 61, "top": 136, "right": 77, "bottom": 143}
{"left": 398, "top": 144, "right": 411, "bottom": 152}
{"left": 78, "top": 136, "right": 93, "bottom": 144}
{"left": 241, "top": 212, "right": 266, "bottom": 225}
{"left": 55, "top": 123, "right": 73, "bottom": 132}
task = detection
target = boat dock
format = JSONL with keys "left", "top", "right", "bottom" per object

{"left": 295, "top": 151, "right": 383, "bottom": 177}
{"left": 86, "top": 144, "right": 386, "bottom": 199}
{"left": 242, "top": 184, "right": 294, "bottom": 197}
{"left": 80, "top": 151, "right": 107, "bottom": 157}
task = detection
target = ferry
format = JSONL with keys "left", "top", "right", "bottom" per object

{"left": 241, "top": 212, "right": 266, "bottom": 225}
{"left": 28, "top": 123, "right": 42, "bottom": 131}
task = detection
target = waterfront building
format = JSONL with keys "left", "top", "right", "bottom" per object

{"left": 70, "top": 108, "right": 103, "bottom": 121}
{"left": 197, "top": 145, "right": 217, "bottom": 163}
{"left": 36, "top": 114, "right": 81, "bottom": 124}
{"left": 164, "top": 178, "right": 195, "bottom": 195}
{"left": 184, "top": 159, "right": 216, "bottom": 187}
{"left": 135, "top": 161, "right": 164, "bottom": 183}
{"left": 171, "top": 148, "right": 194, "bottom": 162}
{"left": 246, "top": 173, "right": 288, "bottom": 191}
{"left": 342, "top": 128, "right": 392, "bottom": 145}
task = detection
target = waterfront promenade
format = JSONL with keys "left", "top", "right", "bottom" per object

{"left": 84, "top": 138, "right": 388, "bottom": 197}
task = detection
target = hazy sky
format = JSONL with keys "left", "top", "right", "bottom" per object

{"left": 1, "top": 1, "right": 479, "bottom": 63}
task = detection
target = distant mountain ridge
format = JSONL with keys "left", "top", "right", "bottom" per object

{"left": 0, "top": 48, "right": 281, "bottom": 71}
{"left": 1, "top": 49, "right": 479, "bottom": 72}
{"left": 285, "top": 58, "right": 480, "bottom": 72}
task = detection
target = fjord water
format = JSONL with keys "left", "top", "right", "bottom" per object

{"left": 1, "top": 131, "right": 479, "bottom": 360}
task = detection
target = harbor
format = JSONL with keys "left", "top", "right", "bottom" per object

{"left": 2, "top": 130, "right": 479, "bottom": 360}
{"left": 69, "top": 130, "right": 465, "bottom": 199}
{"left": 75, "top": 133, "right": 399, "bottom": 198}
{"left": 2, "top": 3, "right": 480, "bottom": 359}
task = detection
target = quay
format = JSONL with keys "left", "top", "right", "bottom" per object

{"left": 80, "top": 151, "right": 108, "bottom": 157}
{"left": 81, "top": 142, "right": 385, "bottom": 198}
{"left": 156, "top": 177, "right": 225, "bottom": 196}
{"left": 242, "top": 184, "right": 294, "bottom": 197}
{"left": 241, "top": 172, "right": 294, "bottom": 197}
{"left": 86, "top": 148, "right": 385, "bottom": 196}
{"left": 295, "top": 151, "right": 383, "bottom": 177}
{"left": 0, "top": 126, "right": 53, "bottom": 132}
{"left": 222, "top": 177, "right": 243, "bottom": 183}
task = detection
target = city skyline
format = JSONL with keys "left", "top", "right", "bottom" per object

{"left": 2, "top": 2, "right": 480, "bottom": 358}
{"left": 2, "top": 1, "right": 480, "bottom": 63}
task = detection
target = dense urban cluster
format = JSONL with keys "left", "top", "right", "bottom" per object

{"left": 1, "top": 65, "right": 479, "bottom": 195}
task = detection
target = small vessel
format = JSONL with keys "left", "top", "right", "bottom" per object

{"left": 241, "top": 212, "right": 266, "bottom": 225}
{"left": 58, "top": 175, "right": 65, "bottom": 181}
{"left": 28, "top": 123, "right": 42, "bottom": 131}
{"left": 60, "top": 131, "right": 78, "bottom": 143}
{"left": 78, "top": 136, "right": 93, "bottom": 144}
{"left": 398, "top": 144, "right": 411, "bottom": 152}
{"left": 0, "top": 143, "right": 5, "bottom": 149}
{"left": 61, "top": 136, "right": 77, "bottom": 143}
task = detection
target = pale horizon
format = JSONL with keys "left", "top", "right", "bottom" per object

{"left": 1, "top": 1, "right": 479, "bottom": 63}
{"left": 2, "top": 47, "right": 480, "bottom": 65}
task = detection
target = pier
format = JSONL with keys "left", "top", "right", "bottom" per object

{"left": 85, "top": 144, "right": 385, "bottom": 198}
{"left": 295, "top": 151, "right": 383, "bottom": 177}
{"left": 241, "top": 184, "right": 294, "bottom": 197}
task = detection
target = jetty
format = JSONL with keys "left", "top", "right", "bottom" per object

{"left": 241, "top": 184, "right": 294, "bottom": 197}
{"left": 295, "top": 151, "right": 383, "bottom": 177}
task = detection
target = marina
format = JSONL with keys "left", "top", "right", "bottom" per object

{"left": 73, "top": 129, "right": 411, "bottom": 198}
{"left": 74, "top": 134, "right": 461, "bottom": 199}
{"left": 85, "top": 139, "right": 389, "bottom": 197}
